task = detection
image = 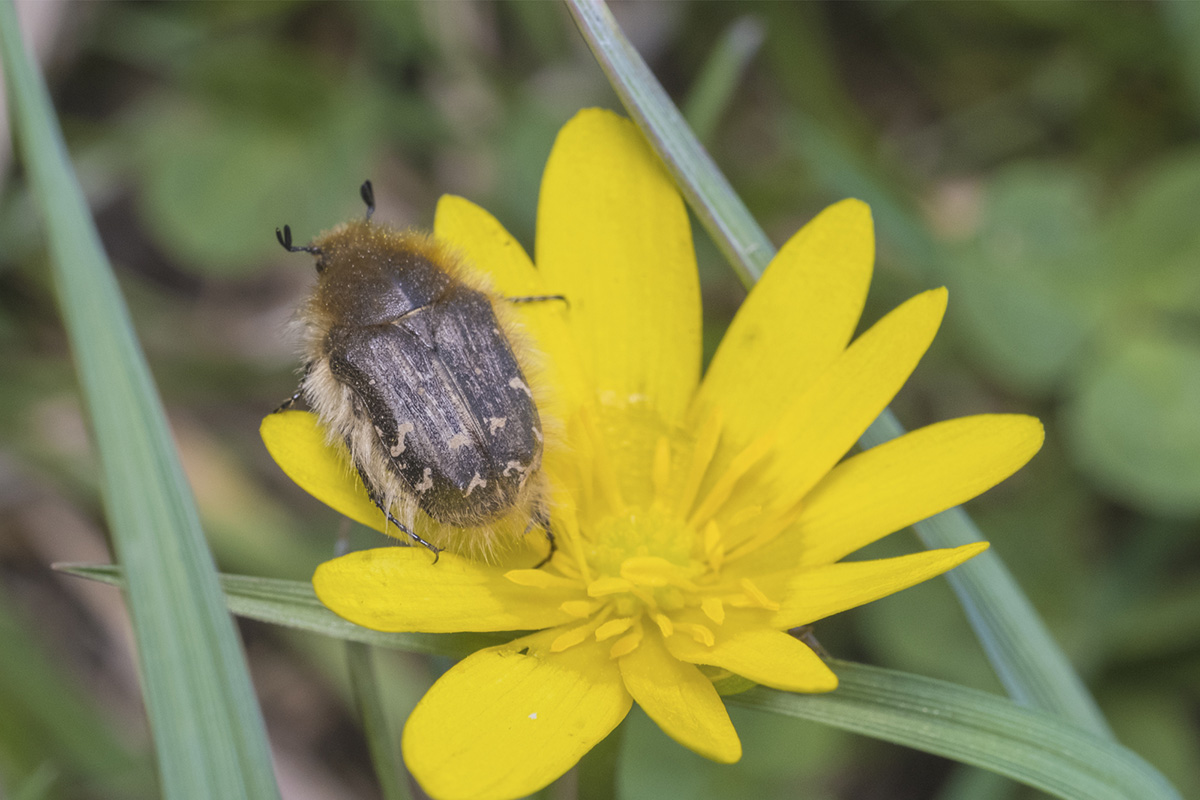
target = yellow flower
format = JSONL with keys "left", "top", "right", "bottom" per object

{"left": 261, "top": 109, "right": 1043, "bottom": 800}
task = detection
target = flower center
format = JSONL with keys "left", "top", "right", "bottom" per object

{"left": 588, "top": 506, "right": 692, "bottom": 575}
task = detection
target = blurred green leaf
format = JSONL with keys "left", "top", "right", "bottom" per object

{"left": 948, "top": 164, "right": 1104, "bottom": 394}
{"left": 1104, "top": 685, "right": 1200, "bottom": 800}
{"left": 619, "top": 705, "right": 846, "bottom": 800}
{"left": 346, "top": 642, "right": 412, "bottom": 800}
{"left": 0, "top": 6, "right": 281, "bottom": 796}
{"left": 131, "top": 38, "right": 385, "bottom": 273}
{"left": 1065, "top": 331, "right": 1200, "bottom": 516}
{"left": 1105, "top": 149, "right": 1200, "bottom": 315}
{"left": 576, "top": 719, "right": 623, "bottom": 800}
{"left": 1110, "top": 577, "right": 1200, "bottom": 662}
{"left": 0, "top": 591, "right": 149, "bottom": 796}
{"left": 10, "top": 763, "right": 58, "bottom": 800}
{"left": 682, "top": 17, "right": 765, "bottom": 144}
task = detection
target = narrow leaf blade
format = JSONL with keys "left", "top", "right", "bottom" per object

{"left": 730, "top": 661, "right": 1179, "bottom": 800}
{"left": 0, "top": 6, "right": 280, "bottom": 797}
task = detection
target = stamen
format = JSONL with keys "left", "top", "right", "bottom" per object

{"left": 728, "top": 505, "right": 762, "bottom": 527}
{"left": 629, "top": 585, "right": 659, "bottom": 611}
{"left": 689, "top": 623, "right": 716, "bottom": 647}
{"left": 620, "top": 556, "right": 699, "bottom": 590}
{"left": 703, "top": 520, "right": 725, "bottom": 572}
{"left": 653, "top": 613, "right": 674, "bottom": 637}
{"left": 688, "top": 431, "right": 776, "bottom": 529}
{"left": 580, "top": 407, "right": 625, "bottom": 515}
{"left": 724, "top": 505, "right": 803, "bottom": 562}
{"left": 551, "top": 624, "right": 594, "bottom": 652}
{"left": 551, "top": 552, "right": 582, "bottom": 580}
{"left": 675, "top": 408, "right": 724, "bottom": 518}
{"left": 560, "top": 600, "right": 594, "bottom": 618}
{"left": 558, "top": 502, "right": 593, "bottom": 585}
{"left": 588, "top": 576, "right": 634, "bottom": 597}
{"left": 566, "top": 415, "right": 596, "bottom": 514}
{"left": 701, "top": 597, "right": 725, "bottom": 625}
{"left": 738, "top": 577, "right": 780, "bottom": 611}
{"left": 550, "top": 606, "right": 612, "bottom": 652}
{"left": 651, "top": 435, "right": 672, "bottom": 509}
{"left": 595, "top": 617, "right": 634, "bottom": 641}
{"left": 609, "top": 622, "right": 644, "bottom": 658}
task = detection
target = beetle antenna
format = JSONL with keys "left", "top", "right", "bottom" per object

{"left": 361, "top": 180, "right": 375, "bottom": 221}
{"left": 275, "top": 224, "right": 320, "bottom": 255}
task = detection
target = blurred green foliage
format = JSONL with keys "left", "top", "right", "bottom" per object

{"left": 1, "top": 1, "right": 1198, "bottom": 798}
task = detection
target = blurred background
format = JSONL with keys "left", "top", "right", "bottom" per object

{"left": 2, "top": 1, "right": 1198, "bottom": 798}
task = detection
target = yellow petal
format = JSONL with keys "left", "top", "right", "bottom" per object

{"left": 665, "top": 624, "right": 838, "bottom": 693}
{"left": 403, "top": 634, "right": 631, "bottom": 800}
{"left": 771, "top": 543, "right": 988, "bottom": 629}
{"left": 434, "top": 194, "right": 588, "bottom": 416}
{"left": 260, "top": 410, "right": 385, "bottom": 533}
{"left": 434, "top": 194, "right": 545, "bottom": 298}
{"left": 618, "top": 627, "right": 742, "bottom": 763}
{"left": 730, "top": 414, "right": 1045, "bottom": 573}
{"left": 536, "top": 108, "right": 700, "bottom": 425}
{"left": 696, "top": 199, "right": 873, "bottom": 454}
{"left": 751, "top": 288, "right": 949, "bottom": 516}
{"left": 313, "top": 548, "right": 579, "bottom": 633}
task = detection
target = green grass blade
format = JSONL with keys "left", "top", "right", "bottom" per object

{"left": 346, "top": 643, "right": 412, "bottom": 800}
{"left": 57, "top": 564, "right": 510, "bottom": 660}
{"left": 565, "top": 0, "right": 1112, "bottom": 737}
{"left": 729, "top": 661, "right": 1180, "bottom": 800}
{"left": 681, "top": 16, "right": 765, "bottom": 143}
{"left": 0, "top": 6, "right": 280, "bottom": 798}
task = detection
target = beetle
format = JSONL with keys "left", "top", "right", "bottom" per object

{"left": 276, "top": 182, "right": 560, "bottom": 562}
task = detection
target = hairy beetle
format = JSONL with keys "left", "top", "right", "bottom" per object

{"left": 276, "top": 182, "right": 559, "bottom": 561}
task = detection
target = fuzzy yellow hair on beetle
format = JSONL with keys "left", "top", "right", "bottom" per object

{"left": 275, "top": 181, "right": 561, "bottom": 562}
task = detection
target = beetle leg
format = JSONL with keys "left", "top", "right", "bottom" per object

{"left": 507, "top": 294, "right": 569, "bottom": 309}
{"left": 352, "top": 458, "right": 441, "bottom": 563}
{"left": 528, "top": 503, "right": 556, "bottom": 568}
{"left": 381, "top": 505, "right": 441, "bottom": 564}
{"left": 273, "top": 387, "right": 303, "bottom": 414}
{"left": 274, "top": 362, "right": 313, "bottom": 413}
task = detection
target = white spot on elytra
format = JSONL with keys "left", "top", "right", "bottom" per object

{"left": 390, "top": 422, "right": 415, "bottom": 457}
{"left": 531, "top": 427, "right": 543, "bottom": 443}
{"left": 504, "top": 460, "right": 531, "bottom": 490}
{"left": 447, "top": 431, "right": 472, "bottom": 450}
{"left": 487, "top": 416, "right": 507, "bottom": 435}
{"left": 474, "top": 368, "right": 483, "bottom": 376}
{"left": 415, "top": 468, "right": 433, "bottom": 493}
{"left": 465, "top": 473, "right": 487, "bottom": 497}
{"left": 509, "top": 377, "right": 532, "bottom": 397}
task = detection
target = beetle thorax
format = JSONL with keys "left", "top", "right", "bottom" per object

{"left": 310, "top": 223, "right": 457, "bottom": 328}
